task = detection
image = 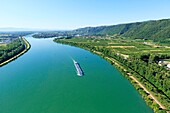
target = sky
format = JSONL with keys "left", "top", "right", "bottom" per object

{"left": 0, "top": 0, "right": 170, "bottom": 30}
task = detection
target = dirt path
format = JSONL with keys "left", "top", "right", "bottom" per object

{"left": 93, "top": 50, "right": 168, "bottom": 112}
{"left": 129, "top": 75, "right": 166, "bottom": 110}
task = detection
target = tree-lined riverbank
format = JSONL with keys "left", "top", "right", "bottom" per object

{"left": 54, "top": 37, "right": 170, "bottom": 113}
{"left": 0, "top": 37, "right": 31, "bottom": 67}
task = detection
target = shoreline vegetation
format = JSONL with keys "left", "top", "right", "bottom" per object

{"left": 54, "top": 38, "right": 170, "bottom": 113}
{"left": 95, "top": 51, "right": 166, "bottom": 111}
{"left": 0, "top": 37, "right": 31, "bottom": 67}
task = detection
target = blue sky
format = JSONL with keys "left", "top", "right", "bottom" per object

{"left": 0, "top": 0, "right": 170, "bottom": 30}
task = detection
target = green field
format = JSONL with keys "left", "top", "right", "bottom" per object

{"left": 60, "top": 37, "right": 170, "bottom": 57}
{"left": 0, "top": 44, "right": 6, "bottom": 46}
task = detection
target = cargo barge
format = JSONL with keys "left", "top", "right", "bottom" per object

{"left": 73, "top": 60, "right": 84, "bottom": 76}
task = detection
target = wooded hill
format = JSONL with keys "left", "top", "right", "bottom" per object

{"left": 73, "top": 19, "right": 170, "bottom": 43}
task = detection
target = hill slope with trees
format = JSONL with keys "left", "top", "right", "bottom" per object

{"left": 73, "top": 19, "right": 170, "bottom": 44}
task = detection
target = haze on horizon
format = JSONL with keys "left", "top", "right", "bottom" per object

{"left": 0, "top": 0, "right": 170, "bottom": 30}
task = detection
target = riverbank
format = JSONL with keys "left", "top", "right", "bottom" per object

{"left": 87, "top": 49, "right": 169, "bottom": 113}
{"left": 0, "top": 37, "right": 31, "bottom": 67}
{"left": 54, "top": 38, "right": 169, "bottom": 113}
{"left": 92, "top": 50, "right": 168, "bottom": 113}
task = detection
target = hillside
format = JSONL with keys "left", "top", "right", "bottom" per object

{"left": 73, "top": 19, "right": 170, "bottom": 43}
{"left": 73, "top": 22, "right": 142, "bottom": 35}
{"left": 33, "top": 19, "right": 170, "bottom": 45}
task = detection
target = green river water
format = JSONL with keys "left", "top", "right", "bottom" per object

{"left": 0, "top": 35, "right": 153, "bottom": 113}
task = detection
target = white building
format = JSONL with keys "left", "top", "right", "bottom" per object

{"left": 167, "top": 64, "right": 170, "bottom": 69}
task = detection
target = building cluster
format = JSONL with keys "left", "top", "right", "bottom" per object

{"left": 0, "top": 38, "right": 18, "bottom": 44}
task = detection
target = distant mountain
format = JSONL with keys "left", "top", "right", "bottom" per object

{"left": 73, "top": 19, "right": 170, "bottom": 42}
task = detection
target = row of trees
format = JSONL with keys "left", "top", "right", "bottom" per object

{"left": 0, "top": 38, "right": 25, "bottom": 64}
{"left": 32, "top": 31, "right": 73, "bottom": 39}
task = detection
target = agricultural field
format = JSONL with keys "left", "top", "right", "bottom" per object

{"left": 0, "top": 44, "right": 6, "bottom": 46}
{"left": 61, "top": 37, "right": 170, "bottom": 57}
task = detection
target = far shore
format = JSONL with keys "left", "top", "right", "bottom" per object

{"left": 0, "top": 37, "right": 31, "bottom": 67}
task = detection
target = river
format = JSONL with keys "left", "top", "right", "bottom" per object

{"left": 0, "top": 35, "right": 153, "bottom": 113}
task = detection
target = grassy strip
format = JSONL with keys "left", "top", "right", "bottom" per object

{"left": 0, "top": 37, "right": 31, "bottom": 67}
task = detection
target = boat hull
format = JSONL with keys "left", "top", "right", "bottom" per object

{"left": 73, "top": 60, "right": 84, "bottom": 76}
